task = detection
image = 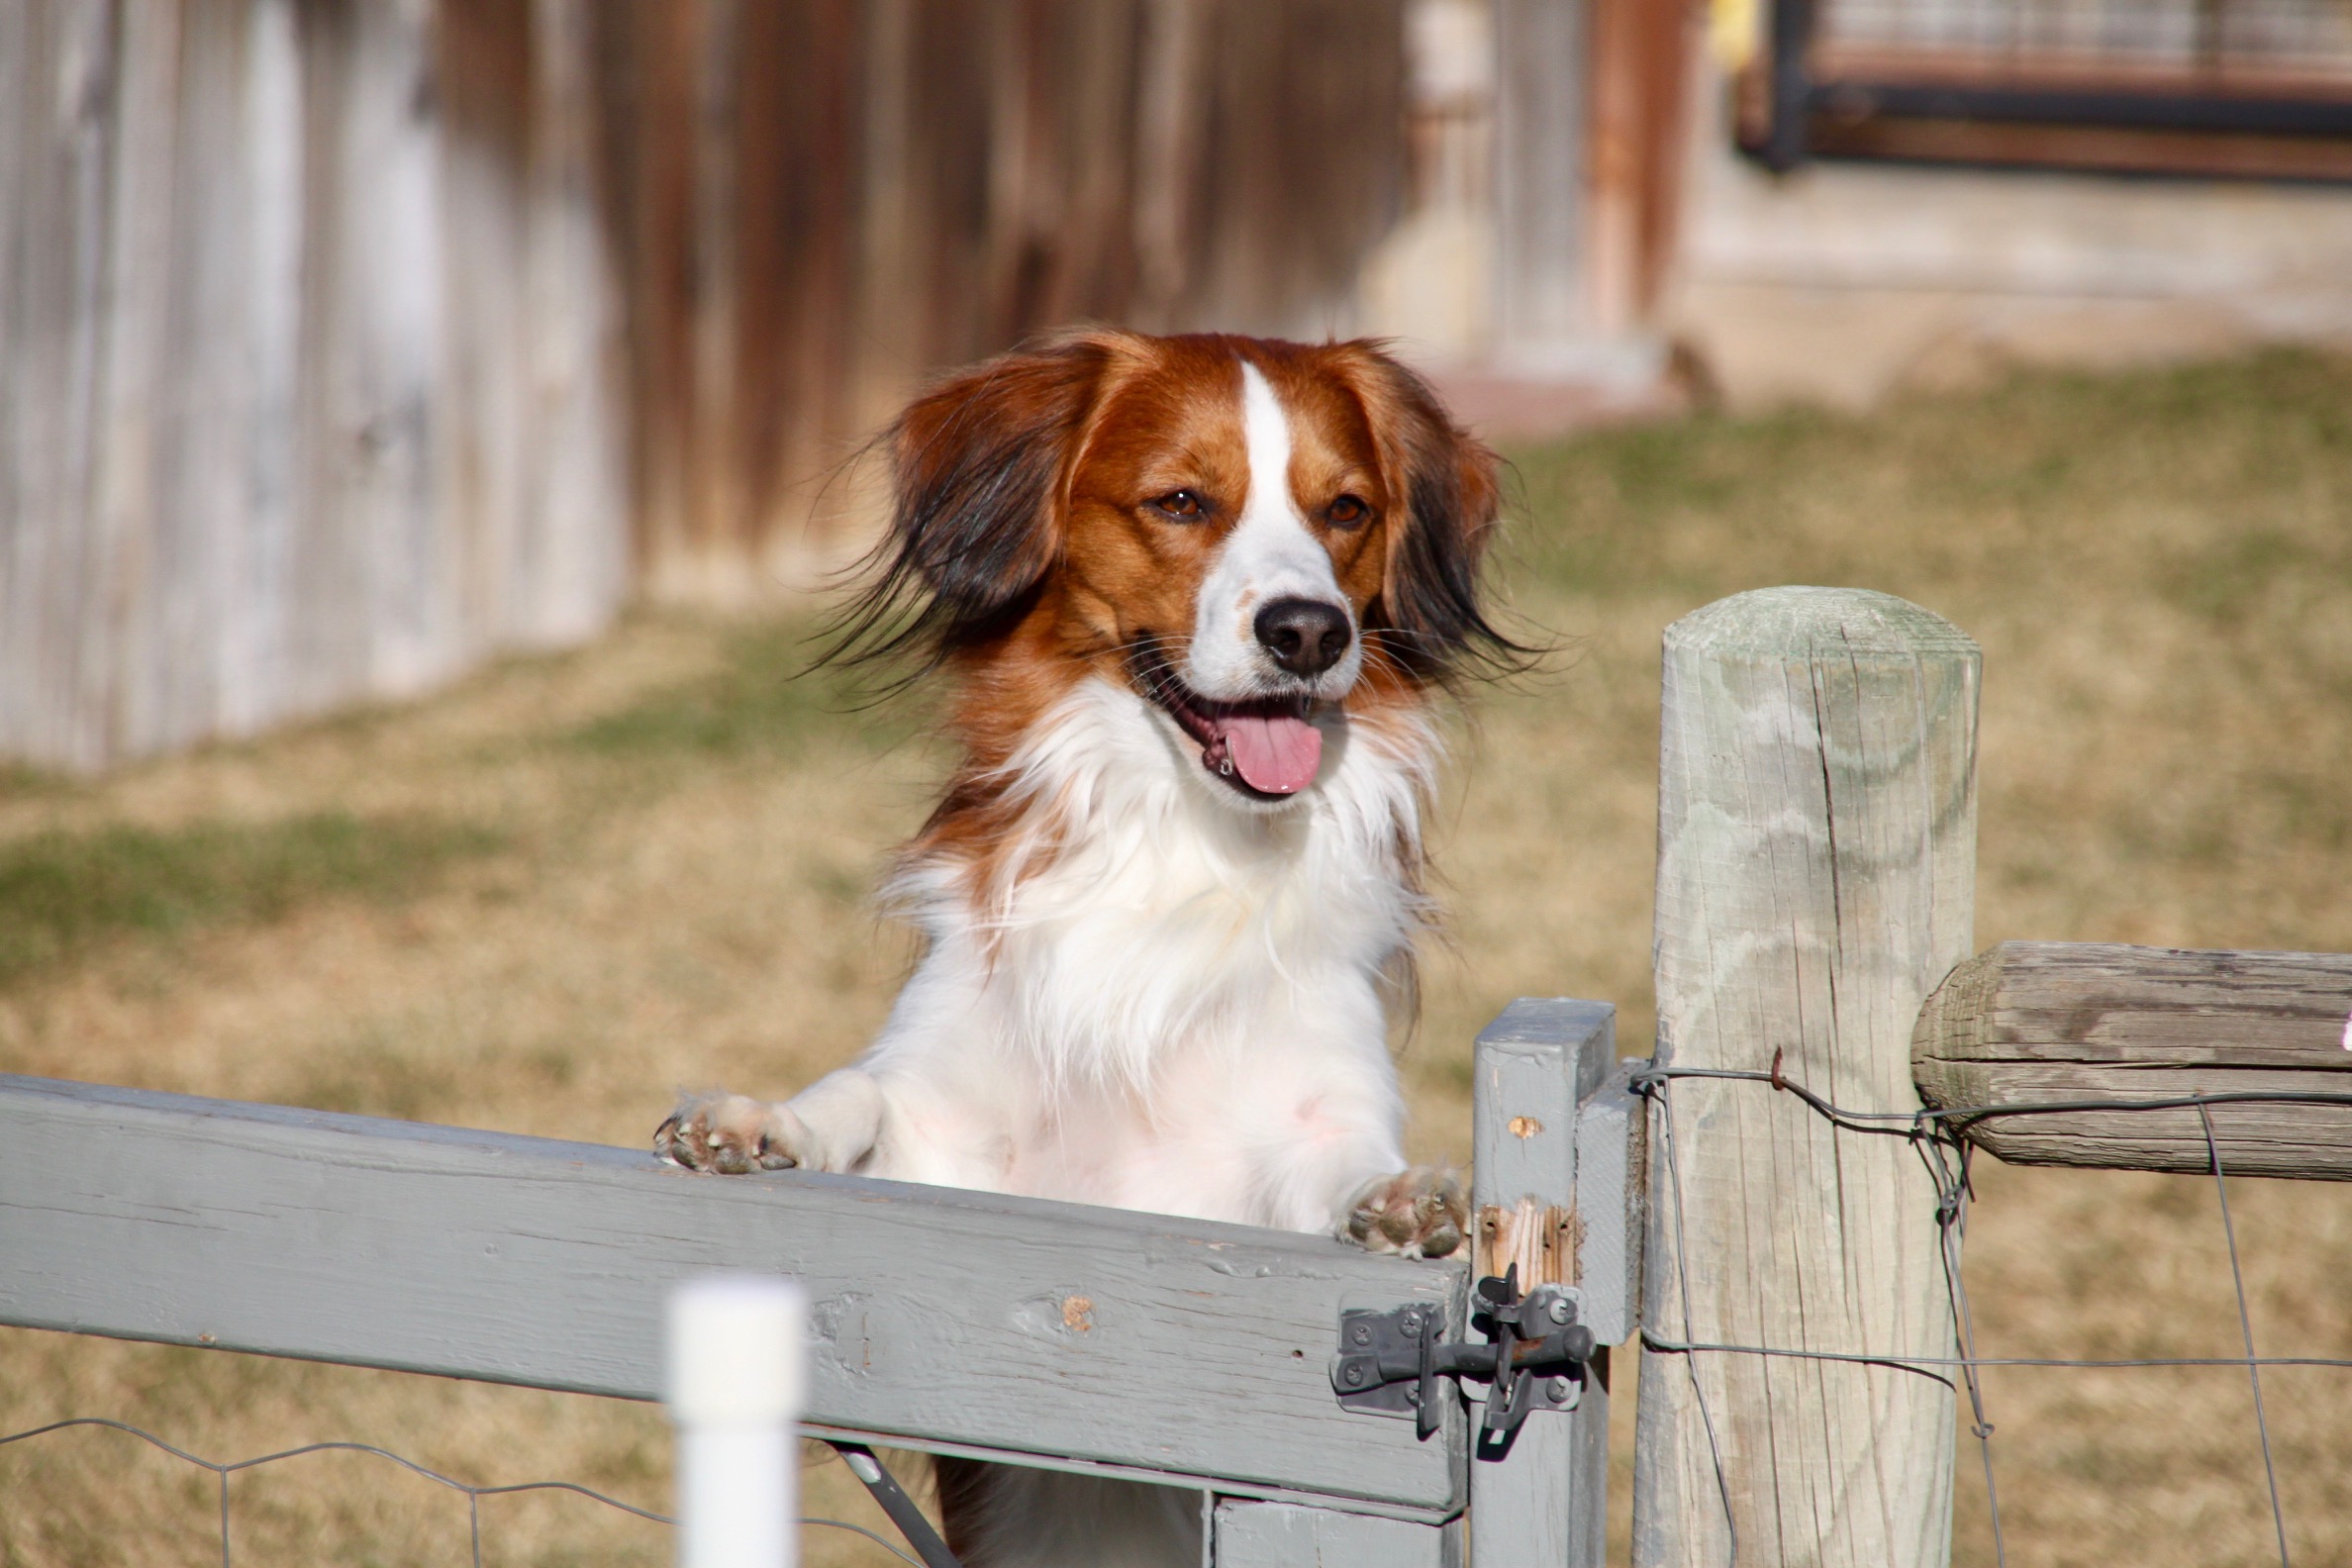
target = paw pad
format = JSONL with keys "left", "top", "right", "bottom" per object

{"left": 1346, "top": 1167, "right": 1468, "bottom": 1259}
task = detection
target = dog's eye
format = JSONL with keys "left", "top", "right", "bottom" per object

{"left": 1326, "top": 494, "right": 1369, "bottom": 528}
{"left": 1149, "top": 490, "right": 1205, "bottom": 520}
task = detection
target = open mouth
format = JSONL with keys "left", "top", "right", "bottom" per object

{"left": 1128, "top": 641, "right": 1323, "bottom": 799}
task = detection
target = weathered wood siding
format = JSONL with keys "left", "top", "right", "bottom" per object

{"left": 2, "top": 0, "right": 629, "bottom": 771}
{"left": 1, "top": 0, "right": 1407, "bottom": 769}
{"left": 595, "top": 0, "right": 1408, "bottom": 594}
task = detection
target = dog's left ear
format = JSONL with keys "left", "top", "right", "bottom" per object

{"left": 1337, "top": 345, "right": 1516, "bottom": 678}
{"left": 841, "top": 333, "right": 1123, "bottom": 663}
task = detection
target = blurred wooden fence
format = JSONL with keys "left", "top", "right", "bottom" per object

{"left": 2, "top": 0, "right": 628, "bottom": 772}
{"left": 0, "top": 0, "right": 1405, "bottom": 770}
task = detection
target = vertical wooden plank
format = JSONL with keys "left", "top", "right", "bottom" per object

{"left": 1214, "top": 1500, "right": 1461, "bottom": 1568}
{"left": 1471, "top": 999, "right": 1615, "bottom": 1568}
{"left": 288, "top": 0, "right": 370, "bottom": 715}
{"left": 0, "top": 0, "right": 27, "bottom": 759}
{"left": 87, "top": 0, "right": 183, "bottom": 762}
{"left": 1188, "top": 0, "right": 1407, "bottom": 340}
{"left": 297, "top": 0, "right": 448, "bottom": 713}
{"left": 163, "top": 0, "right": 283, "bottom": 754}
{"left": 849, "top": 0, "right": 920, "bottom": 423}
{"left": 1131, "top": 0, "right": 1208, "bottom": 324}
{"left": 1491, "top": 0, "right": 1589, "bottom": 370}
{"left": 1582, "top": 0, "right": 1693, "bottom": 336}
{"left": 520, "top": 0, "right": 627, "bottom": 642}
{"left": 437, "top": 0, "right": 533, "bottom": 666}
{"left": 685, "top": 0, "right": 743, "bottom": 585}
{"left": 218, "top": 0, "right": 306, "bottom": 739}
{"left": 439, "top": 0, "right": 623, "bottom": 654}
{"left": 0, "top": 0, "right": 121, "bottom": 769}
{"left": 1633, "top": 587, "right": 1978, "bottom": 1568}
{"left": 591, "top": 0, "right": 697, "bottom": 592}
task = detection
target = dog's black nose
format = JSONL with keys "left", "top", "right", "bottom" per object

{"left": 1253, "top": 598, "right": 1352, "bottom": 677}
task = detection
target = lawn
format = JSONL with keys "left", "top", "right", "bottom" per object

{"left": 3, "top": 349, "right": 2349, "bottom": 1566}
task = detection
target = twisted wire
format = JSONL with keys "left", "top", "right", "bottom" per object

{"left": 0, "top": 1417, "right": 926, "bottom": 1568}
{"left": 1632, "top": 1063, "right": 2350, "bottom": 1568}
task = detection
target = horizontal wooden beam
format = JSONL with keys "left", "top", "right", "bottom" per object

{"left": 0, "top": 1075, "right": 1465, "bottom": 1517}
{"left": 1913, "top": 941, "right": 2352, "bottom": 1177}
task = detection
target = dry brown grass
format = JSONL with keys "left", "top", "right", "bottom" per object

{"left": 2, "top": 348, "right": 2349, "bottom": 1566}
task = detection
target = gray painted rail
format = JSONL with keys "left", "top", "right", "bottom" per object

{"left": 0, "top": 1074, "right": 1466, "bottom": 1519}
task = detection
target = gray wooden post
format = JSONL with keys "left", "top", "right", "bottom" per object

{"left": 1633, "top": 588, "right": 1979, "bottom": 1568}
{"left": 1469, "top": 999, "right": 1630, "bottom": 1568}
{"left": 1209, "top": 994, "right": 1642, "bottom": 1568}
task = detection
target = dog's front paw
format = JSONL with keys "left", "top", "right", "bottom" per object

{"left": 1343, "top": 1167, "right": 1468, "bottom": 1259}
{"left": 654, "top": 1091, "right": 819, "bottom": 1175}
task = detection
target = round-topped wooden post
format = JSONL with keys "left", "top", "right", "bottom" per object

{"left": 1633, "top": 588, "right": 1979, "bottom": 1568}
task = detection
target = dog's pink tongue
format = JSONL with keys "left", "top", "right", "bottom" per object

{"left": 1219, "top": 714, "right": 1323, "bottom": 794}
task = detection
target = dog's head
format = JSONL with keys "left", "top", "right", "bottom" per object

{"left": 846, "top": 330, "right": 1512, "bottom": 807}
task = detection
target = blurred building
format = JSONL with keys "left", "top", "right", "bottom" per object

{"left": 5, "top": 0, "right": 2350, "bottom": 768}
{"left": 1364, "top": 0, "right": 2352, "bottom": 410}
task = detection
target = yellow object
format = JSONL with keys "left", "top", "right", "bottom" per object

{"left": 1710, "top": 0, "right": 1760, "bottom": 71}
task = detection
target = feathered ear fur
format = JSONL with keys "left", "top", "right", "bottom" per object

{"left": 832, "top": 333, "right": 1121, "bottom": 666}
{"left": 1335, "top": 345, "right": 1525, "bottom": 680}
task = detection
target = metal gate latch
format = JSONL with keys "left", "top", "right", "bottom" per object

{"left": 1329, "top": 1267, "right": 1597, "bottom": 1442}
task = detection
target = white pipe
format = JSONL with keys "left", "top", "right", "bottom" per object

{"left": 667, "top": 1277, "right": 808, "bottom": 1568}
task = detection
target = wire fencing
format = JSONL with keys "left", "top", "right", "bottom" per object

{"left": 0, "top": 1416, "right": 928, "bottom": 1568}
{"left": 1634, "top": 1063, "right": 2352, "bottom": 1568}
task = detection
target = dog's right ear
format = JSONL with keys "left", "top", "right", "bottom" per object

{"left": 839, "top": 334, "right": 1120, "bottom": 665}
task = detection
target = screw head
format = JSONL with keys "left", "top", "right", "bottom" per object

{"left": 1351, "top": 1323, "right": 1372, "bottom": 1345}
{"left": 1404, "top": 1384, "right": 1422, "bottom": 1405}
{"left": 1343, "top": 1363, "right": 1366, "bottom": 1387}
{"left": 1401, "top": 1312, "right": 1422, "bottom": 1337}
{"left": 1547, "top": 1376, "right": 1573, "bottom": 1401}
{"left": 1547, "top": 1297, "right": 1572, "bottom": 1325}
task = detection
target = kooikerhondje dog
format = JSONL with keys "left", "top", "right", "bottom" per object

{"left": 658, "top": 330, "right": 1516, "bottom": 1567}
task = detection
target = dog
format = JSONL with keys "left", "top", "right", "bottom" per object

{"left": 656, "top": 330, "right": 1515, "bottom": 1567}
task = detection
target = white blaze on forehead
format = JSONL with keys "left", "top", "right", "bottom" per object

{"left": 1240, "top": 361, "right": 1296, "bottom": 524}
{"left": 1183, "top": 361, "right": 1360, "bottom": 699}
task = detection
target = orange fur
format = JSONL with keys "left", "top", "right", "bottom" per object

{"left": 877, "top": 330, "right": 1506, "bottom": 917}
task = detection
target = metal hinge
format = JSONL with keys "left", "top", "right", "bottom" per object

{"left": 1329, "top": 1268, "right": 1598, "bottom": 1445}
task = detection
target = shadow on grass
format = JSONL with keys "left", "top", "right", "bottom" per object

{"left": 0, "top": 814, "right": 506, "bottom": 992}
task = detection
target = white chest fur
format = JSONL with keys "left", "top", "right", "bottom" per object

{"left": 860, "top": 677, "right": 1432, "bottom": 1227}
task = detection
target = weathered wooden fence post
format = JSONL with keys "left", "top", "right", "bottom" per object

{"left": 1633, "top": 588, "right": 1979, "bottom": 1568}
